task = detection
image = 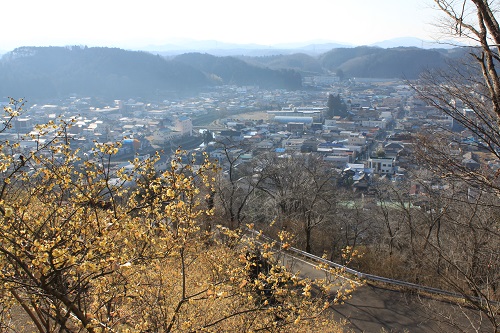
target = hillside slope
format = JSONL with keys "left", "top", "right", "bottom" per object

{"left": 0, "top": 46, "right": 302, "bottom": 100}
{"left": 245, "top": 46, "right": 454, "bottom": 79}
{"left": 173, "top": 52, "right": 302, "bottom": 90}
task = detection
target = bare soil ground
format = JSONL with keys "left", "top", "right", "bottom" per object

{"left": 232, "top": 111, "right": 270, "bottom": 121}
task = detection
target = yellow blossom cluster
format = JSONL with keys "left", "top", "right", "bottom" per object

{"left": 0, "top": 99, "right": 350, "bottom": 333}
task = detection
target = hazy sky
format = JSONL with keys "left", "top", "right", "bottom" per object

{"left": 2, "top": 0, "right": 440, "bottom": 50}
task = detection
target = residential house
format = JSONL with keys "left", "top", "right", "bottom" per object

{"left": 347, "top": 132, "right": 367, "bottom": 146}
{"left": 282, "top": 138, "right": 305, "bottom": 152}
{"left": 255, "top": 140, "right": 274, "bottom": 150}
{"left": 368, "top": 156, "right": 395, "bottom": 175}
{"left": 384, "top": 142, "right": 405, "bottom": 158}
{"left": 339, "top": 163, "right": 373, "bottom": 190}
{"left": 462, "top": 152, "right": 481, "bottom": 170}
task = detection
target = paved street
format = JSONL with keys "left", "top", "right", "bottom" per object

{"left": 277, "top": 251, "right": 491, "bottom": 333}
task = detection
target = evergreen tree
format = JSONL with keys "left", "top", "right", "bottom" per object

{"left": 326, "top": 93, "right": 348, "bottom": 119}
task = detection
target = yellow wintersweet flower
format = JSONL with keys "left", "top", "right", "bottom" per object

{"left": 4, "top": 206, "right": 13, "bottom": 217}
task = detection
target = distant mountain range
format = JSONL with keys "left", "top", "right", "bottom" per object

{"left": 0, "top": 42, "right": 469, "bottom": 101}
{"left": 140, "top": 39, "right": 353, "bottom": 57}
{"left": 139, "top": 37, "right": 458, "bottom": 57}
{"left": 0, "top": 37, "right": 459, "bottom": 59}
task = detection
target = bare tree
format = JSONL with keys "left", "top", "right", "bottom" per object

{"left": 366, "top": 167, "right": 500, "bottom": 330}
{"left": 389, "top": 6, "right": 500, "bottom": 325}
{"left": 0, "top": 100, "right": 349, "bottom": 333}
{"left": 255, "top": 153, "right": 338, "bottom": 253}
{"left": 213, "top": 140, "right": 263, "bottom": 229}
{"left": 415, "top": 0, "right": 500, "bottom": 193}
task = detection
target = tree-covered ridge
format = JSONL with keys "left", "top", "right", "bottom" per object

{"left": 0, "top": 46, "right": 211, "bottom": 99}
{"left": 0, "top": 46, "right": 303, "bottom": 100}
{"left": 247, "top": 46, "right": 454, "bottom": 79}
{"left": 0, "top": 45, "right": 465, "bottom": 101}
{"left": 333, "top": 47, "right": 448, "bottom": 79}
{"left": 173, "top": 52, "right": 302, "bottom": 90}
{"left": 238, "top": 53, "right": 324, "bottom": 75}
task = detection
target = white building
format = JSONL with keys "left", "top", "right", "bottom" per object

{"left": 368, "top": 156, "right": 395, "bottom": 174}
{"left": 346, "top": 132, "right": 367, "bottom": 146}
{"left": 361, "top": 120, "right": 387, "bottom": 129}
{"left": 173, "top": 115, "right": 193, "bottom": 136}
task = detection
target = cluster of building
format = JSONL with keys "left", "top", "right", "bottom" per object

{"left": 2, "top": 75, "right": 496, "bottom": 195}
{"left": 200, "top": 78, "right": 497, "bottom": 195}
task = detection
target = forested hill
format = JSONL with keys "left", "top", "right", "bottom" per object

{"left": 173, "top": 53, "right": 303, "bottom": 90}
{"left": 243, "top": 46, "right": 458, "bottom": 79}
{"left": 319, "top": 46, "right": 450, "bottom": 79}
{"left": 0, "top": 45, "right": 459, "bottom": 101}
{"left": 0, "top": 46, "right": 210, "bottom": 100}
{"left": 0, "top": 46, "right": 303, "bottom": 100}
